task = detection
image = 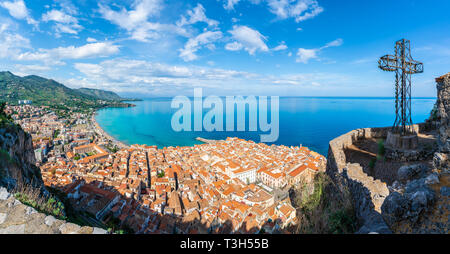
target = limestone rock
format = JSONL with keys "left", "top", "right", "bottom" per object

{"left": 381, "top": 192, "right": 410, "bottom": 226}
{"left": 0, "top": 213, "right": 6, "bottom": 225}
{"left": 440, "top": 186, "right": 450, "bottom": 197}
{"left": 59, "top": 223, "right": 81, "bottom": 234}
{"left": 425, "top": 173, "right": 440, "bottom": 185}
{"left": 44, "top": 215, "right": 57, "bottom": 226}
{"left": 0, "top": 224, "right": 25, "bottom": 234}
{"left": 92, "top": 227, "right": 108, "bottom": 234}
{"left": 0, "top": 187, "right": 10, "bottom": 200}
{"left": 397, "top": 164, "right": 427, "bottom": 183}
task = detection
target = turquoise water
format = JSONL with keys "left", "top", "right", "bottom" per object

{"left": 95, "top": 97, "right": 436, "bottom": 155}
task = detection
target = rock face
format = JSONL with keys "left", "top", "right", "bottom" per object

{"left": 434, "top": 73, "right": 450, "bottom": 169}
{"left": 0, "top": 187, "right": 107, "bottom": 234}
{"left": 382, "top": 169, "right": 437, "bottom": 226}
{"left": 0, "top": 125, "right": 43, "bottom": 188}
{"left": 397, "top": 164, "right": 428, "bottom": 184}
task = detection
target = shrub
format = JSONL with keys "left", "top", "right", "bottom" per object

{"left": 369, "top": 158, "right": 376, "bottom": 169}
{"left": 13, "top": 180, "right": 66, "bottom": 220}
{"left": 292, "top": 173, "right": 356, "bottom": 234}
{"left": 377, "top": 139, "right": 385, "bottom": 156}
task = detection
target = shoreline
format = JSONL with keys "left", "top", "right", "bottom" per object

{"left": 91, "top": 112, "right": 130, "bottom": 150}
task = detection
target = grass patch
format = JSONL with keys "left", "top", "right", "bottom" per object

{"left": 13, "top": 181, "right": 66, "bottom": 220}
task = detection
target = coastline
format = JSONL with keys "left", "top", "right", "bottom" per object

{"left": 91, "top": 111, "right": 130, "bottom": 150}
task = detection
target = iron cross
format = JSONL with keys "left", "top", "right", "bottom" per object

{"left": 378, "top": 39, "right": 423, "bottom": 135}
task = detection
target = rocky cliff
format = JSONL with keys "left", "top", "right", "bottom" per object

{"left": 434, "top": 73, "right": 450, "bottom": 169}
{"left": 0, "top": 118, "right": 43, "bottom": 189}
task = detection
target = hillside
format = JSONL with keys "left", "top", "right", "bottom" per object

{"left": 76, "top": 88, "right": 122, "bottom": 101}
{"left": 0, "top": 71, "right": 134, "bottom": 113}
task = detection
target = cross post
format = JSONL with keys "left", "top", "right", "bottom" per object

{"left": 378, "top": 39, "right": 423, "bottom": 136}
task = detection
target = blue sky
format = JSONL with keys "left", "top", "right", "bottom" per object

{"left": 0, "top": 0, "right": 449, "bottom": 97}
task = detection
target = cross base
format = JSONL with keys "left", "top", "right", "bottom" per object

{"left": 385, "top": 131, "right": 418, "bottom": 150}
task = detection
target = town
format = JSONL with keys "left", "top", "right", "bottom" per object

{"left": 4, "top": 104, "right": 326, "bottom": 234}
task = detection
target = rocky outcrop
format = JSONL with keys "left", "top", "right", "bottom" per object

{"left": 0, "top": 187, "right": 107, "bottom": 234}
{"left": 0, "top": 124, "right": 43, "bottom": 189}
{"left": 434, "top": 73, "right": 450, "bottom": 170}
{"left": 382, "top": 170, "right": 437, "bottom": 226}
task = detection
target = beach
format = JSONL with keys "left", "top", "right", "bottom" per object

{"left": 91, "top": 112, "right": 129, "bottom": 150}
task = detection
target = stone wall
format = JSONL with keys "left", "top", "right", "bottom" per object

{"left": 0, "top": 187, "right": 107, "bottom": 234}
{"left": 325, "top": 124, "right": 427, "bottom": 233}
{"left": 326, "top": 126, "right": 397, "bottom": 233}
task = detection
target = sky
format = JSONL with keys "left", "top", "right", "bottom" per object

{"left": 0, "top": 0, "right": 449, "bottom": 98}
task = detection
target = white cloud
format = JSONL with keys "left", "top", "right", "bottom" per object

{"left": 225, "top": 41, "right": 243, "bottom": 51}
{"left": 98, "top": 0, "right": 187, "bottom": 42}
{"left": 267, "top": 0, "right": 323, "bottom": 22}
{"left": 0, "top": 0, "right": 38, "bottom": 26}
{"left": 273, "top": 41, "right": 288, "bottom": 51}
{"left": 226, "top": 25, "right": 269, "bottom": 55}
{"left": 296, "top": 48, "right": 317, "bottom": 63}
{"left": 296, "top": 38, "right": 343, "bottom": 63}
{"left": 16, "top": 42, "right": 120, "bottom": 65}
{"left": 70, "top": 58, "right": 261, "bottom": 94}
{"left": 324, "top": 38, "right": 343, "bottom": 48}
{"left": 42, "top": 9, "right": 76, "bottom": 23}
{"left": 13, "top": 64, "right": 52, "bottom": 76}
{"left": 0, "top": 21, "right": 30, "bottom": 58}
{"left": 68, "top": 58, "right": 353, "bottom": 96}
{"left": 86, "top": 37, "right": 97, "bottom": 43}
{"left": 177, "top": 4, "right": 218, "bottom": 27}
{"left": 179, "top": 31, "right": 223, "bottom": 61}
{"left": 224, "top": 0, "right": 240, "bottom": 10}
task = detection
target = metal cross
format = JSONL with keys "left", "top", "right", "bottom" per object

{"left": 378, "top": 39, "right": 423, "bottom": 135}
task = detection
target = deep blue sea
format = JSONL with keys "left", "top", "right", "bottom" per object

{"left": 95, "top": 97, "right": 436, "bottom": 155}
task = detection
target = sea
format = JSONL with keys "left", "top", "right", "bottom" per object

{"left": 95, "top": 97, "right": 436, "bottom": 155}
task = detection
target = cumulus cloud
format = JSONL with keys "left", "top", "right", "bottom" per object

{"left": 273, "top": 41, "right": 288, "bottom": 51}
{"left": 222, "top": 0, "right": 323, "bottom": 23}
{"left": 13, "top": 64, "right": 52, "bottom": 76}
{"left": 68, "top": 58, "right": 353, "bottom": 96}
{"left": 0, "top": 0, "right": 38, "bottom": 26}
{"left": 223, "top": 0, "right": 240, "bottom": 10}
{"left": 98, "top": 0, "right": 188, "bottom": 42}
{"left": 0, "top": 21, "right": 30, "bottom": 58}
{"left": 70, "top": 58, "right": 261, "bottom": 94}
{"left": 42, "top": 9, "right": 83, "bottom": 35}
{"left": 267, "top": 0, "right": 324, "bottom": 22}
{"left": 296, "top": 38, "right": 343, "bottom": 63}
{"left": 16, "top": 42, "right": 120, "bottom": 65}
{"left": 226, "top": 25, "right": 268, "bottom": 55}
{"left": 179, "top": 31, "right": 223, "bottom": 61}
{"left": 177, "top": 3, "right": 218, "bottom": 27}
{"left": 225, "top": 41, "right": 243, "bottom": 51}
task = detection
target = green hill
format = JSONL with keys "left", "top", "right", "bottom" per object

{"left": 76, "top": 88, "right": 123, "bottom": 101}
{"left": 0, "top": 71, "right": 133, "bottom": 113}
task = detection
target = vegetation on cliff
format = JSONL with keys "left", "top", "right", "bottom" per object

{"left": 291, "top": 172, "right": 357, "bottom": 234}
